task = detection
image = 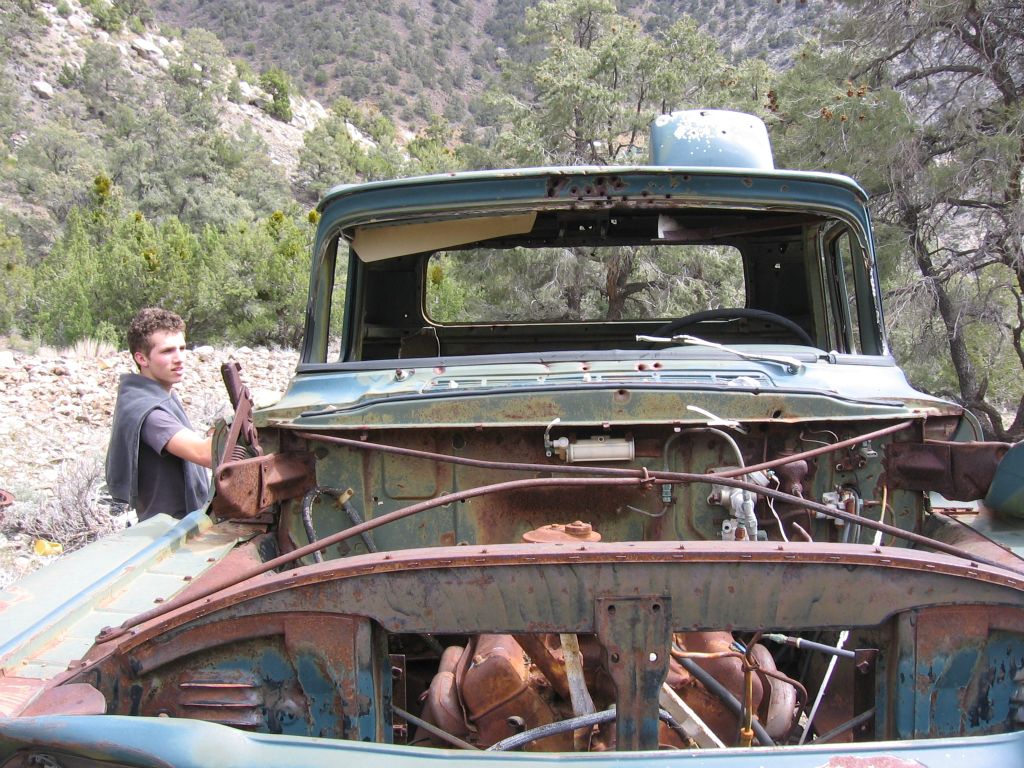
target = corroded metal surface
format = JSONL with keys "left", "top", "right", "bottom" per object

{"left": 594, "top": 596, "right": 671, "bottom": 750}
{"left": 885, "top": 441, "right": 1011, "bottom": 501}
{"left": 891, "top": 604, "right": 1024, "bottom": 739}
{"left": 213, "top": 452, "right": 317, "bottom": 518}
{"left": 56, "top": 542, "right": 1024, "bottom": 746}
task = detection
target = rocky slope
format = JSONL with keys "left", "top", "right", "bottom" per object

{"left": 0, "top": 342, "right": 298, "bottom": 587}
{"left": 13, "top": 0, "right": 327, "bottom": 177}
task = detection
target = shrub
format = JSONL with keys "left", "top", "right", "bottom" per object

{"left": 0, "top": 223, "right": 31, "bottom": 334}
{"left": 259, "top": 68, "right": 293, "bottom": 122}
{"left": 85, "top": 0, "right": 124, "bottom": 32}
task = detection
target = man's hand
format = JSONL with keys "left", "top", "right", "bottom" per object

{"left": 166, "top": 428, "right": 214, "bottom": 468}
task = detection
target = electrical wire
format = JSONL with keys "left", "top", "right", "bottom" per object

{"left": 766, "top": 473, "right": 789, "bottom": 542}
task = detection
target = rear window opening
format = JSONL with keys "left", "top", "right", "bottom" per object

{"left": 425, "top": 244, "right": 745, "bottom": 324}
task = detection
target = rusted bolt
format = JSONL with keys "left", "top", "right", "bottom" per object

{"left": 507, "top": 715, "right": 527, "bottom": 733}
{"left": 565, "top": 521, "right": 593, "bottom": 538}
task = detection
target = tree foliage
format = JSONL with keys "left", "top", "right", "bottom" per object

{"left": 487, "top": 0, "right": 764, "bottom": 166}
{"left": 259, "top": 67, "right": 293, "bottom": 122}
{"left": 0, "top": 222, "right": 31, "bottom": 335}
{"left": 31, "top": 174, "right": 314, "bottom": 347}
{"left": 771, "top": 0, "right": 1023, "bottom": 439}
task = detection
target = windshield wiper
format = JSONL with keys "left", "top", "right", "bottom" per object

{"left": 636, "top": 333, "right": 805, "bottom": 374}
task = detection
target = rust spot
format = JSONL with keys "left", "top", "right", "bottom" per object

{"left": 545, "top": 177, "right": 569, "bottom": 197}
{"left": 817, "top": 757, "right": 925, "bottom": 767}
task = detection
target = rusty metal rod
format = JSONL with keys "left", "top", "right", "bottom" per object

{"left": 97, "top": 464, "right": 1024, "bottom": 642}
{"left": 98, "top": 476, "right": 661, "bottom": 640}
{"left": 812, "top": 707, "right": 876, "bottom": 745}
{"left": 392, "top": 704, "right": 479, "bottom": 751}
{"left": 299, "top": 427, "right": 1020, "bottom": 574}
{"left": 300, "top": 419, "right": 915, "bottom": 482}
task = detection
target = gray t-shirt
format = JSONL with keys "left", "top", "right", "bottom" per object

{"left": 137, "top": 407, "right": 207, "bottom": 521}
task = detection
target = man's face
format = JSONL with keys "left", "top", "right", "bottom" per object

{"left": 134, "top": 330, "right": 187, "bottom": 391}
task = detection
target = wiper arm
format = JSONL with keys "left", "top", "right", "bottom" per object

{"left": 637, "top": 333, "right": 804, "bottom": 374}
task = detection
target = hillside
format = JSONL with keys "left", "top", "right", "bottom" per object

{"left": 5, "top": 4, "right": 332, "bottom": 166}
{"left": 149, "top": 0, "right": 820, "bottom": 129}
{"left": 0, "top": 0, "right": 329, "bottom": 259}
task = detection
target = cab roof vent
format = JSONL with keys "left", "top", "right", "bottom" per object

{"left": 650, "top": 110, "right": 774, "bottom": 170}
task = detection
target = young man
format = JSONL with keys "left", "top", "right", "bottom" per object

{"left": 105, "top": 308, "right": 212, "bottom": 521}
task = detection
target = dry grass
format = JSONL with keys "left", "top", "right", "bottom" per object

{"left": 64, "top": 336, "right": 118, "bottom": 359}
{"left": 1, "top": 455, "right": 129, "bottom": 556}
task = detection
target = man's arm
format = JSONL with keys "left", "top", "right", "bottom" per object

{"left": 165, "top": 428, "right": 214, "bottom": 468}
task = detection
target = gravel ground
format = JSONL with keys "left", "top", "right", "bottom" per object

{"left": 0, "top": 342, "right": 298, "bottom": 588}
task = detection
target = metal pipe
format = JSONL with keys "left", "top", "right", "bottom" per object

{"left": 813, "top": 707, "right": 875, "bottom": 744}
{"left": 392, "top": 704, "right": 479, "bottom": 751}
{"left": 662, "top": 427, "right": 746, "bottom": 472}
{"left": 799, "top": 630, "right": 848, "bottom": 744}
{"left": 711, "top": 421, "right": 914, "bottom": 479}
{"left": 486, "top": 707, "right": 688, "bottom": 752}
{"left": 301, "top": 487, "right": 377, "bottom": 557}
{"left": 297, "top": 427, "right": 1023, "bottom": 572}
{"left": 301, "top": 419, "right": 913, "bottom": 483}
{"left": 487, "top": 708, "right": 616, "bottom": 751}
{"left": 300, "top": 489, "right": 324, "bottom": 563}
{"left": 341, "top": 500, "right": 377, "bottom": 553}
{"left": 764, "top": 633, "right": 856, "bottom": 659}
{"left": 676, "top": 655, "right": 775, "bottom": 747}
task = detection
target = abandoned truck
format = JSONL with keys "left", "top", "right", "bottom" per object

{"left": 2, "top": 110, "right": 1024, "bottom": 767}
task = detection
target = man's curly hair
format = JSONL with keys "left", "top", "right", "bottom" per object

{"left": 127, "top": 307, "right": 185, "bottom": 361}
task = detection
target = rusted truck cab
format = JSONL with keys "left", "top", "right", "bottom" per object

{"left": 2, "top": 111, "right": 1023, "bottom": 766}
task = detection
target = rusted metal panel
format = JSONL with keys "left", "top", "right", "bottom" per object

{"left": 890, "top": 604, "right": 1024, "bottom": 740}
{"left": 97, "top": 543, "right": 1024, "bottom": 644}
{"left": 884, "top": 441, "right": 1010, "bottom": 501}
{"left": 100, "top": 611, "right": 388, "bottom": 741}
{"left": 213, "top": 452, "right": 317, "bottom": 519}
{"left": 60, "top": 543, "right": 1024, "bottom": 749}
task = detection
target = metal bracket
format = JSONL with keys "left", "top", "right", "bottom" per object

{"left": 594, "top": 595, "right": 671, "bottom": 751}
